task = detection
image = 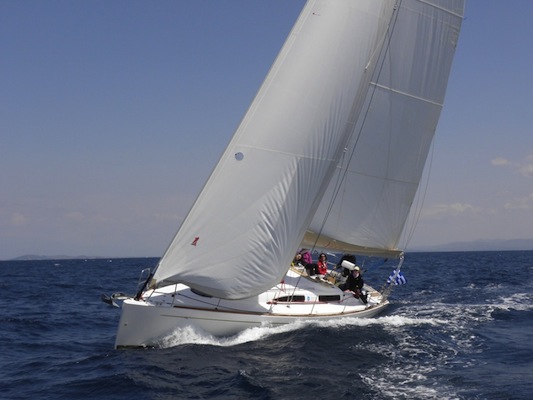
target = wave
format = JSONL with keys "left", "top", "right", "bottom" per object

{"left": 156, "top": 314, "right": 444, "bottom": 349}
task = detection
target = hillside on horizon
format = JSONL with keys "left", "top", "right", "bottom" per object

{"left": 410, "top": 238, "right": 533, "bottom": 253}
{"left": 4, "top": 238, "right": 533, "bottom": 261}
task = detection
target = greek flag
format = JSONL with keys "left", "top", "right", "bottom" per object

{"left": 387, "top": 270, "right": 407, "bottom": 285}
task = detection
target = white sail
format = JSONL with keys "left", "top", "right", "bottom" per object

{"left": 150, "top": 0, "right": 464, "bottom": 300}
{"left": 305, "top": 0, "right": 464, "bottom": 257}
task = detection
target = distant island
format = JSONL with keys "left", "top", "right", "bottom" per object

{"left": 410, "top": 238, "right": 533, "bottom": 252}
{"left": 9, "top": 255, "right": 106, "bottom": 261}
{"left": 6, "top": 239, "right": 533, "bottom": 261}
{"left": 6, "top": 254, "right": 159, "bottom": 261}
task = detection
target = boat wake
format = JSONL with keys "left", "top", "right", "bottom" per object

{"left": 156, "top": 315, "right": 441, "bottom": 349}
{"left": 157, "top": 323, "right": 305, "bottom": 348}
{"left": 497, "top": 291, "right": 533, "bottom": 312}
{"left": 154, "top": 290, "right": 532, "bottom": 350}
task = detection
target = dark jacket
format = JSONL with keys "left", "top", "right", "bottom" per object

{"left": 344, "top": 272, "right": 364, "bottom": 292}
{"left": 341, "top": 271, "right": 367, "bottom": 304}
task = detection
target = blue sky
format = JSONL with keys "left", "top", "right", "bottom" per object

{"left": 1, "top": 1, "right": 532, "bottom": 259}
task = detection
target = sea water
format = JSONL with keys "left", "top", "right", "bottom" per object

{"left": 1, "top": 251, "right": 532, "bottom": 399}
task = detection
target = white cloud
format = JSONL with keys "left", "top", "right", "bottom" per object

{"left": 492, "top": 154, "right": 533, "bottom": 178}
{"left": 519, "top": 163, "right": 533, "bottom": 178}
{"left": 491, "top": 157, "right": 512, "bottom": 167}
{"left": 504, "top": 193, "right": 533, "bottom": 210}
{"left": 65, "top": 211, "right": 85, "bottom": 221}
{"left": 153, "top": 213, "right": 181, "bottom": 222}
{"left": 11, "top": 212, "right": 30, "bottom": 226}
{"left": 421, "top": 202, "right": 481, "bottom": 219}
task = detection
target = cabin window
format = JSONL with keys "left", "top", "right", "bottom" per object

{"left": 318, "top": 295, "right": 340, "bottom": 302}
{"left": 273, "top": 295, "right": 305, "bottom": 303}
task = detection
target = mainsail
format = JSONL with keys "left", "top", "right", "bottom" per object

{"left": 150, "top": 0, "right": 464, "bottom": 300}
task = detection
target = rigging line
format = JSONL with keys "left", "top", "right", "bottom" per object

{"left": 310, "top": 0, "right": 404, "bottom": 251}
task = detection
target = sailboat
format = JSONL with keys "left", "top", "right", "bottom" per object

{"left": 114, "top": 0, "right": 464, "bottom": 348}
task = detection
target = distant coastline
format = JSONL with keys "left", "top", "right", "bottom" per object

{"left": 8, "top": 255, "right": 108, "bottom": 261}
{"left": 6, "top": 255, "right": 157, "bottom": 262}
{"left": 409, "top": 238, "right": 533, "bottom": 253}
{"left": 4, "top": 239, "right": 533, "bottom": 261}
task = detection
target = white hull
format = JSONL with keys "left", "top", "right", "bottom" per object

{"left": 115, "top": 268, "right": 389, "bottom": 348}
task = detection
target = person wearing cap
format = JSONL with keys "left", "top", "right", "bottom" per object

{"left": 340, "top": 265, "right": 368, "bottom": 304}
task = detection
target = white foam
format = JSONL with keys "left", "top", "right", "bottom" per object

{"left": 157, "top": 320, "right": 312, "bottom": 348}
{"left": 496, "top": 292, "right": 533, "bottom": 311}
{"left": 156, "top": 314, "right": 445, "bottom": 349}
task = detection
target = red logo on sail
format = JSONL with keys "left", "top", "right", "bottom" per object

{"left": 191, "top": 237, "right": 200, "bottom": 246}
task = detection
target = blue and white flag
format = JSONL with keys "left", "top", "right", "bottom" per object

{"left": 387, "top": 270, "right": 407, "bottom": 285}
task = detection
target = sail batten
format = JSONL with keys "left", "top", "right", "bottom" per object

{"left": 149, "top": 0, "right": 464, "bottom": 300}
{"left": 371, "top": 82, "right": 445, "bottom": 107}
{"left": 417, "top": 0, "right": 465, "bottom": 18}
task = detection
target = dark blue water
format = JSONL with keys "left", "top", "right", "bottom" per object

{"left": 1, "top": 252, "right": 532, "bottom": 399}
